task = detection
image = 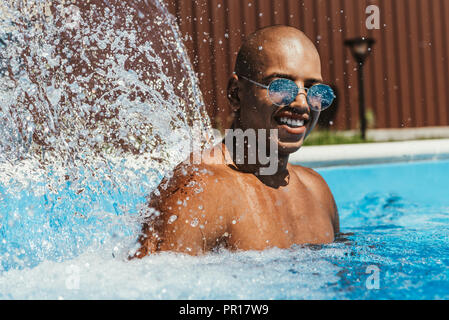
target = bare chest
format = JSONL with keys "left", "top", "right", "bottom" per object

{"left": 224, "top": 175, "right": 334, "bottom": 250}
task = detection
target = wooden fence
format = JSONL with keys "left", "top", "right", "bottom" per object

{"left": 166, "top": 0, "right": 449, "bottom": 131}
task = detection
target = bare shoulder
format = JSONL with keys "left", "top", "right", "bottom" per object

{"left": 151, "top": 161, "right": 230, "bottom": 202}
{"left": 149, "top": 142, "right": 238, "bottom": 207}
{"left": 290, "top": 163, "right": 340, "bottom": 232}
{"left": 135, "top": 160, "right": 235, "bottom": 257}
{"left": 290, "top": 163, "right": 327, "bottom": 188}
{"left": 148, "top": 159, "right": 237, "bottom": 223}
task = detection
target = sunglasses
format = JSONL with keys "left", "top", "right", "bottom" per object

{"left": 239, "top": 75, "right": 335, "bottom": 111}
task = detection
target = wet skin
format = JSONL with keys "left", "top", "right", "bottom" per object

{"left": 135, "top": 26, "right": 339, "bottom": 256}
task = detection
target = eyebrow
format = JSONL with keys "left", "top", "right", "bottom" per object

{"left": 304, "top": 78, "right": 323, "bottom": 87}
{"left": 262, "top": 73, "right": 323, "bottom": 86}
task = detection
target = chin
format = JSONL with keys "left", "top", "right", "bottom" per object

{"left": 277, "top": 137, "right": 305, "bottom": 155}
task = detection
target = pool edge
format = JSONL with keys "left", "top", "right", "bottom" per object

{"left": 289, "top": 139, "right": 449, "bottom": 168}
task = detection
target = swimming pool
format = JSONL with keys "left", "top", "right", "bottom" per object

{"left": 0, "top": 159, "right": 448, "bottom": 299}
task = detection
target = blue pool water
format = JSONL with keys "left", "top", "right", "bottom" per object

{"left": 318, "top": 159, "right": 449, "bottom": 299}
{"left": 0, "top": 159, "right": 448, "bottom": 299}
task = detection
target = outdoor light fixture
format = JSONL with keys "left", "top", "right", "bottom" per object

{"left": 345, "top": 37, "right": 375, "bottom": 64}
{"left": 344, "top": 37, "right": 375, "bottom": 140}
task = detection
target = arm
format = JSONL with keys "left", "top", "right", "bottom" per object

{"left": 134, "top": 164, "right": 230, "bottom": 257}
{"left": 293, "top": 165, "right": 340, "bottom": 234}
{"left": 329, "top": 191, "right": 340, "bottom": 234}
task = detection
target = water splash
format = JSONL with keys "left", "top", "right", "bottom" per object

{"left": 341, "top": 192, "right": 413, "bottom": 228}
{"left": 0, "top": 0, "right": 214, "bottom": 271}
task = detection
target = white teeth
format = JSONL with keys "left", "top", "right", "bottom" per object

{"left": 278, "top": 117, "right": 304, "bottom": 127}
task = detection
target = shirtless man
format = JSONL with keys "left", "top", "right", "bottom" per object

{"left": 134, "top": 25, "right": 339, "bottom": 257}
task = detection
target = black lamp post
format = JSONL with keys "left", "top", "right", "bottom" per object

{"left": 344, "top": 37, "right": 375, "bottom": 140}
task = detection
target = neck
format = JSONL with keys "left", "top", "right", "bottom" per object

{"left": 221, "top": 133, "right": 291, "bottom": 188}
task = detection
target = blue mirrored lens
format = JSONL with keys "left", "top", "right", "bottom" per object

{"left": 268, "top": 79, "right": 299, "bottom": 106}
{"left": 307, "top": 84, "right": 335, "bottom": 110}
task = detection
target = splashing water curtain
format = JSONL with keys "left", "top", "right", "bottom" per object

{"left": 0, "top": 0, "right": 215, "bottom": 271}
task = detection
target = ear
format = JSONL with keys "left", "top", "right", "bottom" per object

{"left": 226, "top": 73, "right": 240, "bottom": 112}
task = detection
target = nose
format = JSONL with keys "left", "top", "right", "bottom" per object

{"left": 290, "top": 86, "right": 310, "bottom": 113}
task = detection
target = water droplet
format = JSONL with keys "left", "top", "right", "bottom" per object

{"left": 168, "top": 215, "right": 178, "bottom": 224}
{"left": 190, "top": 218, "right": 199, "bottom": 227}
{"left": 194, "top": 187, "right": 203, "bottom": 194}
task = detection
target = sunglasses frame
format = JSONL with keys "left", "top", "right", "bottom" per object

{"left": 238, "top": 74, "right": 334, "bottom": 111}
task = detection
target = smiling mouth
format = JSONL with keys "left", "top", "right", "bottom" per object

{"left": 274, "top": 111, "right": 309, "bottom": 129}
{"left": 276, "top": 117, "right": 304, "bottom": 128}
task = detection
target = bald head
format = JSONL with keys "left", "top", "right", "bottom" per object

{"left": 226, "top": 25, "right": 324, "bottom": 151}
{"left": 234, "top": 25, "right": 320, "bottom": 80}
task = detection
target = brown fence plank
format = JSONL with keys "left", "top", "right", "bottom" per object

{"left": 340, "top": 0, "right": 358, "bottom": 129}
{"left": 381, "top": 0, "right": 401, "bottom": 128}
{"left": 359, "top": 0, "right": 378, "bottom": 129}
{"left": 255, "top": 0, "right": 270, "bottom": 28}
{"left": 437, "top": 0, "right": 449, "bottom": 125}
{"left": 418, "top": 0, "right": 437, "bottom": 127}
{"left": 428, "top": 0, "right": 447, "bottom": 126}
{"left": 406, "top": 0, "right": 426, "bottom": 127}
{"left": 286, "top": 0, "right": 302, "bottom": 30}
{"left": 209, "top": 0, "right": 230, "bottom": 129}
{"left": 329, "top": 0, "right": 350, "bottom": 130}
{"left": 392, "top": 0, "right": 413, "bottom": 128}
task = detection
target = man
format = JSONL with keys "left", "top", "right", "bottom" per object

{"left": 134, "top": 25, "right": 339, "bottom": 257}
